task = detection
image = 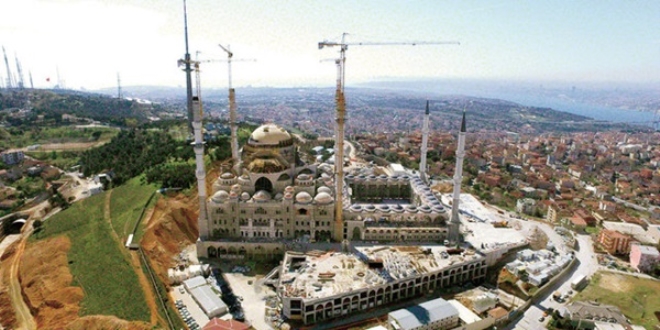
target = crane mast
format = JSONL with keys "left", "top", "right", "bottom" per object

{"left": 199, "top": 45, "right": 255, "bottom": 170}
{"left": 318, "top": 34, "right": 459, "bottom": 242}
{"left": 218, "top": 44, "right": 239, "bottom": 169}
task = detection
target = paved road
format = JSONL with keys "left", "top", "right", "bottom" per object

{"left": 506, "top": 233, "right": 599, "bottom": 330}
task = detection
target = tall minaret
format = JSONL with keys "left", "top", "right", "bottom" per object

{"left": 448, "top": 110, "right": 466, "bottom": 243}
{"left": 419, "top": 100, "right": 430, "bottom": 183}
{"left": 192, "top": 95, "right": 209, "bottom": 240}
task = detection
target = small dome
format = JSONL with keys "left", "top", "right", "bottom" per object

{"left": 297, "top": 173, "right": 311, "bottom": 181}
{"left": 241, "top": 192, "right": 250, "bottom": 201}
{"left": 253, "top": 190, "right": 271, "bottom": 202}
{"left": 350, "top": 204, "right": 363, "bottom": 211}
{"left": 238, "top": 175, "right": 251, "bottom": 184}
{"left": 364, "top": 204, "right": 376, "bottom": 212}
{"left": 211, "top": 190, "right": 229, "bottom": 203}
{"left": 432, "top": 206, "right": 446, "bottom": 213}
{"left": 284, "top": 192, "right": 294, "bottom": 199}
{"left": 221, "top": 172, "right": 234, "bottom": 179}
{"left": 378, "top": 205, "right": 391, "bottom": 212}
{"left": 318, "top": 186, "right": 332, "bottom": 194}
{"left": 296, "top": 191, "right": 313, "bottom": 204}
{"left": 285, "top": 186, "right": 295, "bottom": 192}
{"left": 314, "top": 192, "right": 333, "bottom": 204}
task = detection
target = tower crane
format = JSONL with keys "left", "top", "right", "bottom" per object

{"left": 318, "top": 33, "right": 460, "bottom": 241}
{"left": 196, "top": 45, "right": 256, "bottom": 168}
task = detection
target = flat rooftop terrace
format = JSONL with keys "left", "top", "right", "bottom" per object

{"left": 280, "top": 245, "right": 484, "bottom": 300}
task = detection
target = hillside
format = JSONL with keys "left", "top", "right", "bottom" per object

{"left": 23, "top": 178, "right": 160, "bottom": 329}
{"left": 0, "top": 89, "right": 154, "bottom": 126}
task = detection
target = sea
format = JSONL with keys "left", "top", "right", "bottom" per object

{"left": 493, "top": 93, "right": 655, "bottom": 126}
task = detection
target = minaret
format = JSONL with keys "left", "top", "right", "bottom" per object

{"left": 419, "top": 100, "right": 430, "bottom": 182}
{"left": 192, "top": 95, "right": 210, "bottom": 240}
{"left": 448, "top": 110, "right": 466, "bottom": 243}
{"left": 229, "top": 87, "right": 240, "bottom": 171}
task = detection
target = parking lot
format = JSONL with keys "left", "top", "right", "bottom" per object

{"left": 171, "top": 284, "right": 216, "bottom": 329}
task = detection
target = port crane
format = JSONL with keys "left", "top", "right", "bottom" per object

{"left": 318, "top": 33, "right": 460, "bottom": 241}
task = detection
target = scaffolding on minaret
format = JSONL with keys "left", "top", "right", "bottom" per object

{"left": 419, "top": 100, "right": 430, "bottom": 183}
{"left": 448, "top": 110, "right": 467, "bottom": 244}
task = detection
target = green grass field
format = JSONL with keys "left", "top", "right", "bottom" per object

{"left": 575, "top": 271, "right": 660, "bottom": 329}
{"left": 32, "top": 177, "right": 156, "bottom": 322}
{"left": 109, "top": 178, "right": 159, "bottom": 242}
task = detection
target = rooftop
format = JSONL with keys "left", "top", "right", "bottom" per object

{"left": 389, "top": 297, "right": 458, "bottom": 330}
{"left": 280, "top": 246, "right": 484, "bottom": 300}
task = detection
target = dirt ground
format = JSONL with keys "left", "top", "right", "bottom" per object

{"left": 597, "top": 272, "right": 633, "bottom": 293}
{"left": 65, "top": 315, "right": 151, "bottom": 330}
{"left": 5, "top": 223, "right": 171, "bottom": 329}
{"left": 141, "top": 195, "right": 198, "bottom": 283}
{"left": 0, "top": 241, "right": 19, "bottom": 329}
{"left": 23, "top": 142, "right": 107, "bottom": 152}
{"left": 19, "top": 236, "right": 82, "bottom": 329}
{"left": 140, "top": 162, "right": 223, "bottom": 283}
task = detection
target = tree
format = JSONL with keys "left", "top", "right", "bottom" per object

{"left": 33, "top": 219, "right": 43, "bottom": 232}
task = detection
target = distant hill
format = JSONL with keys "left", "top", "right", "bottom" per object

{"left": 0, "top": 89, "right": 154, "bottom": 125}
{"left": 86, "top": 85, "right": 650, "bottom": 133}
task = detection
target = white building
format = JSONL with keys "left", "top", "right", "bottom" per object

{"left": 388, "top": 298, "right": 459, "bottom": 330}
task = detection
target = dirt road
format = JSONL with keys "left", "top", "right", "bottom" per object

{"left": 7, "top": 232, "right": 37, "bottom": 330}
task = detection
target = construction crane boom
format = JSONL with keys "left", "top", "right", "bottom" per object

{"left": 319, "top": 33, "right": 459, "bottom": 242}
{"left": 319, "top": 40, "right": 460, "bottom": 49}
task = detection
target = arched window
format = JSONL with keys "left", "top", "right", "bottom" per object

{"left": 255, "top": 177, "right": 273, "bottom": 194}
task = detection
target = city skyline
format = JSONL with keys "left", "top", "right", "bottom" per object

{"left": 1, "top": 0, "right": 659, "bottom": 90}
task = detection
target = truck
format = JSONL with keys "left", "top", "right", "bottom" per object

{"left": 571, "top": 274, "right": 588, "bottom": 290}
{"left": 552, "top": 291, "right": 562, "bottom": 301}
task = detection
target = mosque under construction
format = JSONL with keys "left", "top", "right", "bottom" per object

{"left": 196, "top": 101, "right": 465, "bottom": 260}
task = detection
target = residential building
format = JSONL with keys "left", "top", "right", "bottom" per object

{"left": 629, "top": 243, "right": 660, "bottom": 273}
{"left": 516, "top": 198, "right": 536, "bottom": 215}
{"left": 388, "top": 297, "right": 459, "bottom": 330}
{"left": 598, "top": 230, "right": 632, "bottom": 255}
{"left": 1, "top": 149, "right": 24, "bottom": 165}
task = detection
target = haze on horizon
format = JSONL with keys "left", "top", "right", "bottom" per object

{"left": 1, "top": 0, "right": 659, "bottom": 91}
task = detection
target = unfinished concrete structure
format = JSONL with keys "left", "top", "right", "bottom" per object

{"left": 277, "top": 246, "right": 487, "bottom": 324}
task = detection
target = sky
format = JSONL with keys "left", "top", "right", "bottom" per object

{"left": 1, "top": 0, "right": 659, "bottom": 90}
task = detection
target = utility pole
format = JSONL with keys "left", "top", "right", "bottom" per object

{"left": 14, "top": 53, "right": 24, "bottom": 89}
{"left": 117, "top": 72, "right": 122, "bottom": 99}
{"left": 318, "top": 33, "right": 459, "bottom": 242}
{"left": 2, "top": 46, "right": 13, "bottom": 89}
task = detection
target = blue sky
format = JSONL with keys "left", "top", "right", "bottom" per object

{"left": 1, "top": 0, "right": 659, "bottom": 89}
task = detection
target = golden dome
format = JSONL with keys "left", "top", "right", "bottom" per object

{"left": 249, "top": 124, "right": 292, "bottom": 145}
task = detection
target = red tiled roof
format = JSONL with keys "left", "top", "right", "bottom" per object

{"left": 203, "top": 318, "right": 249, "bottom": 330}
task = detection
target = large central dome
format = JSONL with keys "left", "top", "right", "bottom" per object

{"left": 249, "top": 124, "right": 292, "bottom": 146}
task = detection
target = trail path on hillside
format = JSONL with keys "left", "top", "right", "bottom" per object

{"left": 103, "top": 192, "right": 164, "bottom": 328}
{"left": 7, "top": 231, "right": 37, "bottom": 330}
